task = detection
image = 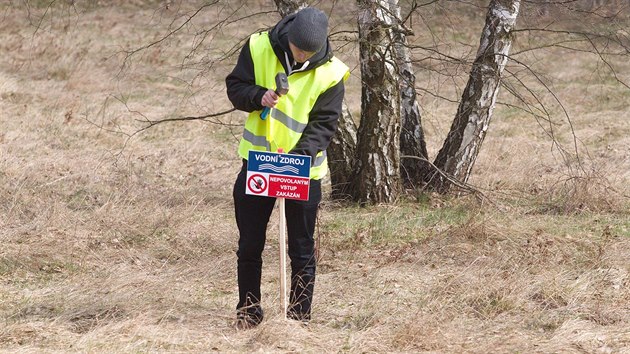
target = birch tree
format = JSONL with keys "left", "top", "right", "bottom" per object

{"left": 328, "top": 102, "right": 358, "bottom": 199}
{"left": 388, "top": 0, "right": 430, "bottom": 190}
{"left": 273, "top": 0, "right": 305, "bottom": 17}
{"left": 350, "top": 0, "right": 402, "bottom": 203}
{"left": 430, "top": 0, "right": 520, "bottom": 193}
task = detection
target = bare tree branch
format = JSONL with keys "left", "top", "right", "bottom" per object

{"left": 120, "top": 1, "right": 220, "bottom": 72}
{"left": 401, "top": 154, "right": 502, "bottom": 209}
{"left": 134, "top": 109, "right": 240, "bottom": 134}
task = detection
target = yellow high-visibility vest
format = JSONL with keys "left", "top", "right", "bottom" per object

{"left": 237, "top": 32, "right": 349, "bottom": 180}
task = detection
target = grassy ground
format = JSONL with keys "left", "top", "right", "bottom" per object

{"left": 1, "top": 1, "right": 629, "bottom": 353}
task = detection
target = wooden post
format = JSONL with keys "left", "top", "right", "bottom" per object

{"left": 278, "top": 197, "right": 287, "bottom": 319}
{"left": 277, "top": 147, "right": 287, "bottom": 319}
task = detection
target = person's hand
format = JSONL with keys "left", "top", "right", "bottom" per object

{"left": 261, "top": 89, "right": 279, "bottom": 108}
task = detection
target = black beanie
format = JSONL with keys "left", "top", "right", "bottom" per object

{"left": 288, "top": 7, "right": 328, "bottom": 52}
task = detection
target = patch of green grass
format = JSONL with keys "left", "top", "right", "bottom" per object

{"left": 494, "top": 105, "right": 527, "bottom": 123}
{"left": 423, "top": 203, "right": 470, "bottom": 226}
{"left": 67, "top": 188, "right": 104, "bottom": 211}
{"left": 323, "top": 200, "right": 472, "bottom": 249}
{"left": 532, "top": 212, "right": 629, "bottom": 240}
{"left": 144, "top": 74, "right": 188, "bottom": 87}
{"left": 615, "top": 220, "right": 629, "bottom": 238}
{"left": 526, "top": 313, "right": 565, "bottom": 333}
{"left": 331, "top": 310, "right": 378, "bottom": 330}
{"left": 1, "top": 255, "right": 83, "bottom": 287}
{"left": 468, "top": 290, "right": 516, "bottom": 319}
{"left": 22, "top": 0, "right": 112, "bottom": 10}
{"left": 0, "top": 257, "right": 17, "bottom": 277}
{"left": 584, "top": 83, "right": 630, "bottom": 113}
{"left": 0, "top": 91, "right": 33, "bottom": 104}
{"left": 48, "top": 66, "right": 71, "bottom": 81}
{"left": 115, "top": 217, "right": 178, "bottom": 250}
{"left": 11, "top": 302, "right": 63, "bottom": 322}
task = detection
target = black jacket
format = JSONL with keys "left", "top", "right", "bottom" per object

{"left": 225, "top": 13, "right": 345, "bottom": 160}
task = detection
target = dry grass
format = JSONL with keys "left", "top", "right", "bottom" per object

{"left": 1, "top": 1, "right": 629, "bottom": 353}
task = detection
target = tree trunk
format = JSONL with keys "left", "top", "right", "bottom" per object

{"left": 328, "top": 101, "right": 358, "bottom": 200}
{"left": 273, "top": 0, "right": 306, "bottom": 17}
{"left": 431, "top": 0, "right": 520, "bottom": 193}
{"left": 351, "top": 0, "right": 402, "bottom": 204}
{"left": 386, "top": 0, "right": 430, "bottom": 189}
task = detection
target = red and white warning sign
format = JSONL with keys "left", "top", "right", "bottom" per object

{"left": 245, "top": 151, "right": 311, "bottom": 201}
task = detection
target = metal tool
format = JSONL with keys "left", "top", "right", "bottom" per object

{"left": 260, "top": 73, "right": 289, "bottom": 120}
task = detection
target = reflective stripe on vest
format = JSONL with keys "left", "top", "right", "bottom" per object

{"left": 237, "top": 32, "right": 349, "bottom": 180}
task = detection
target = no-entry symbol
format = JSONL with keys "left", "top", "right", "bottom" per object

{"left": 247, "top": 174, "right": 267, "bottom": 194}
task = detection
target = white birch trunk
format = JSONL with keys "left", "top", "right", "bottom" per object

{"left": 385, "top": 0, "right": 430, "bottom": 188}
{"left": 351, "top": 0, "right": 402, "bottom": 203}
{"left": 433, "top": 0, "right": 520, "bottom": 192}
{"left": 328, "top": 101, "right": 358, "bottom": 199}
{"left": 273, "top": 0, "right": 306, "bottom": 17}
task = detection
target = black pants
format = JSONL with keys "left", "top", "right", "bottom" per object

{"left": 233, "top": 160, "right": 321, "bottom": 320}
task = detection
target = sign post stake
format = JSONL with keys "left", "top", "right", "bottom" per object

{"left": 277, "top": 148, "right": 287, "bottom": 320}
{"left": 278, "top": 196, "right": 287, "bottom": 320}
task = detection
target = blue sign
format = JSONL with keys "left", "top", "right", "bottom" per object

{"left": 246, "top": 151, "right": 312, "bottom": 201}
{"left": 247, "top": 151, "right": 311, "bottom": 178}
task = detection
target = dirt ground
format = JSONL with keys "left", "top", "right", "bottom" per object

{"left": 1, "top": 2, "right": 629, "bottom": 353}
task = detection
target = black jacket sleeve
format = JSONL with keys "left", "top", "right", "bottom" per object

{"left": 225, "top": 39, "right": 268, "bottom": 113}
{"left": 290, "top": 79, "right": 345, "bottom": 161}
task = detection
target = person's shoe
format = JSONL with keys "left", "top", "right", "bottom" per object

{"left": 287, "top": 310, "right": 310, "bottom": 325}
{"left": 235, "top": 309, "right": 263, "bottom": 330}
{"left": 235, "top": 315, "right": 257, "bottom": 330}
